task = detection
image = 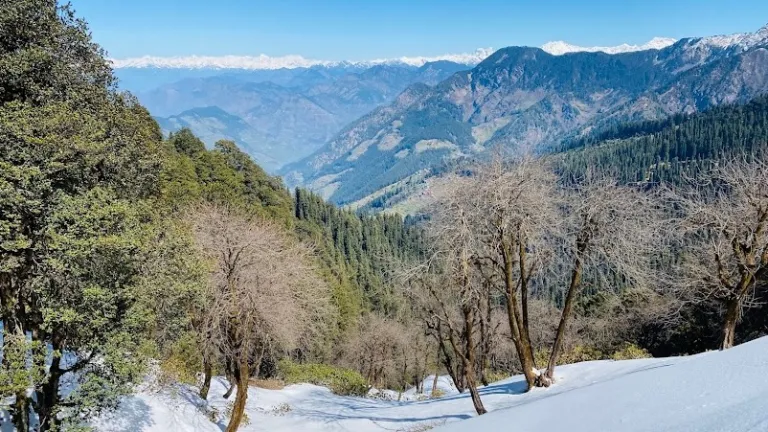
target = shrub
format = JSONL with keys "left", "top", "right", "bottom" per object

{"left": 611, "top": 343, "right": 652, "bottom": 360}
{"left": 157, "top": 333, "right": 203, "bottom": 387}
{"left": 430, "top": 388, "right": 446, "bottom": 399}
{"left": 278, "top": 360, "right": 369, "bottom": 396}
{"left": 535, "top": 345, "right": 605, "bottom": 368}
{"left": 484, "top": 370, "right": 510, "bottom": 384}
{"left": 204, "top": 406, "right": 220, "bottom": 423}
{"left": 267, "top": 403, "right": 292, "bottom": 416}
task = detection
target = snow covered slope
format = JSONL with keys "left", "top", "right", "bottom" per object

{"left": 438, "top": 336, "right": 768, "bottom": 432}
{"left": 95, "top": 337, "right": 768, "bottom": 432}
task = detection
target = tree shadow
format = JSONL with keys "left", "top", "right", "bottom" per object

{"left": 293, "top": 406, "right": 472, "bottom": 426}
{"left": 98, "top": 397, "right": 154, "bottom": 432}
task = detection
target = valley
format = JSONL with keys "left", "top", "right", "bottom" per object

{"left": 2, "top": 2, "right": 768, "bottom": 432}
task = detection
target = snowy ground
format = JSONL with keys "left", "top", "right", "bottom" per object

{"left": 94, "top": 336, "right": 768, "bottom": 432}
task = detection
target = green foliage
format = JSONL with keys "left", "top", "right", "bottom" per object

{"left": 0, "top": 0, "right": 114, "bottom": 106}
{"left": 161, "top": 130, "right": 293, "bottom": 223}
{"left": 611, "top": 343, "right": 651, "bottom": 360}
{"left": 535, "top": 345, "right": 606, "bottom": 368}
{"left": 278, "top": 359, "right": 369, "bottom": 396}
{"left": 553, "top": 95, "right": 768, "bottom": 185}
{"left": 157, "top": 333, "right": 205, "bottom": 386}
{"left": 294, "top": 188, "right": 424, "bottom": 320}
{"left": 0, "top": 1, "right": 188, "bottom": 429}
{"left": 0, "top": 331, "right": 47, "bottom": 402}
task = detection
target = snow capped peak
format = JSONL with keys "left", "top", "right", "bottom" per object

{"left": 541, "top": 37, "right": 677, "bottom": 55}
{"left": 695, "top": 24, "right": 768, "bottom": 50}
{"left": 367, "top": 48, "right": 495, "bottom": 67}
{"left": 110, "top": 54, "right": 334, "bottom": 70}
{"left": 109, "top": 49, "right": 494, "bottom": 70}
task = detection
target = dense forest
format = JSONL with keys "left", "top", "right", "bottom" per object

{"left": 553, "top": 95, "right": 768, "bottom": 184}
{"left": 1, "top": 1, "right": 767, "bottom": 431}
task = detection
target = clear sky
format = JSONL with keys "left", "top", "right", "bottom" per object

{"left": 68, "top": 0, "right": 768, "bottom": 60}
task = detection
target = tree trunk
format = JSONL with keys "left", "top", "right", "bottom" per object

{"left": 431, "top": 371, "right": 440, "bottom": 397}
{"left": 225, "top": 357, "right": 250, "bottom": 432}
{"left": 721, "top": 298, "right": 740, "bottom": 350}
{"left": 223, "top": 382, "right": 235, "bottom": 399}
{"left": 37, "top": 372, "right": 62, "bottom": 432}
{"left": 36, "top": 338, "right": 63, "bottom": 432}
{"left": 12, "top": 391, "right": 31, "bottom": 432}
{"left": 461, "top": 305, "right": 486, "bottom": 415}
{"left": 543, "top": 256, "right": 584, "bottom": 385}
{"left": 29, "top": 328, "right": 64, "bottom": 432}
{"left": 501, "top": 241, "right": 538, "bottom": 391}
{"left": 199, "top": 359, "right": 213, "bottom": 400}
{"left": 437, "top": 335, "right": 464, "bottom": 393}
{"left": 466, "top": 371, "right": 487, "bottom": 416}
{"left": 478, "top": 290, "right": 491, "bottom": 387}
{"left": 223, "top": 362, "right": 238, "bottom": 399}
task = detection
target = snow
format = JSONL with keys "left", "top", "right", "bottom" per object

{"left": 693, "top": 23, "right": 768, "bottom": 50}
{"left": 109, "top": 49, "right": 494, "bottom": 70}
{"left": 93, "top": 336, "right": 768, "bottom": 432}
{"left": 541, "top": 37, "right": 677, "bottom": 55}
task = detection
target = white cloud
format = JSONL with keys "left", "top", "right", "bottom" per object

{"left": 541, "top": 37, "right": 677, "bottom": 55}
{"left": 109, "top": 48, "right": 495, "bottom": 70}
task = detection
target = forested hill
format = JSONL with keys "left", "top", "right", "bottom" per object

{"left": 554, "top": 94, "right": 768, "bottom": 184}
{"left": 294, "top": 189, "right": 424, "bottom": 314}
{"left": 161, "top": 128, "right": 425, "bottom": 329}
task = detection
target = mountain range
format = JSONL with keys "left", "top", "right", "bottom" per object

{"left": 282, "top": 24, "right": 768, "bottom": 206}
{"left": 118, "top": 61, "right": 472, "bottom": 170}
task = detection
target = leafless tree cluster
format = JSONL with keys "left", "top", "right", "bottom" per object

{"left": 408, "top": 156, "right": 669, "bottom": 413}
{"left": 190, "top": 204, "right": 330, "bottom": 432}
{"left": 669, "top": 159, "right": 768, "bottom": 349}
{"left": 340, "top": 313, "right": 432, "bottom": 398}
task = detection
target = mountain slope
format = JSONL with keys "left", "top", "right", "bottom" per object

{"left": 155, "top": 106, "right": 284, "bottom": 169}
{"left": 287, "top": 25, "right": 768, "bottom": 205}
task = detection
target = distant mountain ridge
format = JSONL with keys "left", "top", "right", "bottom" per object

{"left": 283, "top": 24, "right": 768, "bottom": 205}
{"left": 110, "top": 48, "right": 495, "bottom": 70}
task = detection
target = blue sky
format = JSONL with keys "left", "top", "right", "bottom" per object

{"left": 69, "top": 0, "right": 768, "bottom": 59}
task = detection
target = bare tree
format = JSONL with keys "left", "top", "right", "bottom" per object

{"left": 190, "top": 204, "right": 330, "bottom": 432}
{"left": 430, "top": 156, "right": 668, "bottom": 390}
{"left": 540, "top": 178, "right": 666, "bottom": 384}
{"left": 461, "top": 157, "right": 560, "bottom": 390}
{"left": 407, "top": 187, "right": 491, "bottom": 415}
{"left": 341, "top": 313, "right": 425, "bottom": 393}
{"left": 671, "top": 158, "right": 768, "bottom": 349}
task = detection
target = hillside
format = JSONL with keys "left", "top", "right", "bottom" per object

{"left": 554, "top": 94, "right": 768, "bottom": 184}
{"left": 345, "top": 92, "right": 768, "bottom": 215}
{"left": 94, "top": 336, "right": 768, "bottom": 432}
{"left": 286, "top": 24, "right": 768, "bottom": 204}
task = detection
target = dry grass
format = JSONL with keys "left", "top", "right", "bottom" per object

{"left": 397, "top": 420, "right": 447, "bottom": 432}
{"left": 249, "top": 378, "right": 286, "bottom": 390}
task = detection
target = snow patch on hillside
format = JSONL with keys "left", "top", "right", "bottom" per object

{"left": 94, "top": 336, "right": 768, "bottom": 432}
